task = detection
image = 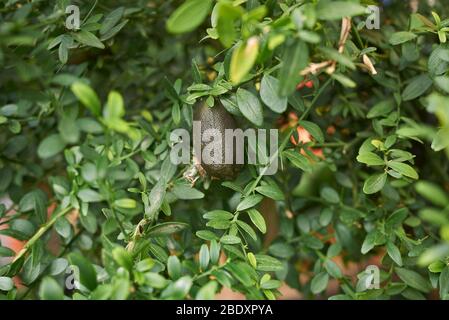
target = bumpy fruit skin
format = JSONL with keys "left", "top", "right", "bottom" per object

{"left": 194, "top": 100, "right": 242, "bottom": 180}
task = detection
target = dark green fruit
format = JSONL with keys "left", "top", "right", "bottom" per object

{"left": 193, "top": 100, "right": 242, "bottom": 180}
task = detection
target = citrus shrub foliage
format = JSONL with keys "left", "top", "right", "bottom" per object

{"left": 1, "top": 0, "right": 449, "bottom": 300}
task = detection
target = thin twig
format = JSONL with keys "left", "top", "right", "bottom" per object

{"left": 13, "top": 206, "right": 74, "bottom": 264}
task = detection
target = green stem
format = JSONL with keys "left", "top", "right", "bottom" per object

{"left": 351, "top": 23, "right": 364, "bottom": 49}
{"left": 314, "top": 142, "right": 346, "bottom": 148}
{"left": 82, "top": 0, "right": 98, "bottom": 24}
{"left": 245, "top": 77, "right": 333, "bottom": 196}
{"left": 111, "top": 207, "right": 129, "bottom": 240}
{"left": 18, "top": 230, "right": 84, "bottom": 299}
{"left": 245, "top": 127, "right": 294, "bottom": 196}
{"left": 193, "top": 261, "right": 229, "bottom": 282}
{"left": 13, "top": 206, "right": 73, "bottom": 263}
{"left": 299, "top": 77, "right": 332, "bottom": 121}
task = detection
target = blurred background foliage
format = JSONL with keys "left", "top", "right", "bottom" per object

{"left": 0, "top": 0, "right": 449, "bottom": 300}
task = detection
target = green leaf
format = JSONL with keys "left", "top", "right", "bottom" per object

{"left": 38, "top": 277, "right": 64, "bottom": 300}
{"left": 73, "top": 30, "right": 105, "bottom": 49}
{"left": 329, "top": 73, "right": 355, "bottom": 89}
{"left": 19, "top": 189, "right": 48, "bottom": 224}
{"left": 283, "top": 150, "right": 312, "bottom": 172}
{"left": 230, "top": 38, "right": 259, "bottom": 85}
{"left": 77, "top": 118, "right": 103, "bottom": 133}
{"left": 220, "top": 235, "right": 241, "bottom": 244}
{"left": 388, "top": 161, "right": 419, "bottom": 179}
{"left": 206, "top": 219, "right": 231, "bottom": 230}
{"left": 220, "top": 95, "right": 242, "bottom": 116}
{"left": 268, "top": 242, "right": 294, "bottom": 259}
{"left": 100, "top": 7, "right": 124, "bottom": 35}
{"left": 434, "top": 76, "right": 449, "bottom": 94}
{"left": 237, "top": 194, "right": 263, "bottom": 211}
{"left": 114, "top": 198, "right": 137, "bottom": 209}
{"left": 147, "top": 222, "right": 189, "bottom": 237}
{"left": 161, "top": 276, "right": 192, "bottom": 299}
{"left": 71, "top": 82, "right": 101, "bottom": 116}
{"left": 172, "top": 184, "right": 204, "bottom": 200}
{"left": 311, "top": 272, "right": 329, "bottom": 294}
{"left": 247, "top": 252, "right": 257, "bottom": 268}
{"left": 415, "top": 181, "right": 449, "bottom": 207}
{"left": 278, "top": 40, "right": 309, "bottom": 97}
{"left": 59, "top": 115, "right": 80, "bottom": 144}
{"left": 439, "top": 267, "right": 449, "bottom": 298}
{"left": 199, "top": 244, "right": 210, "bottom": 271}
{"left": 386, "top": 208, "right": 408, "bottom": 229}
{"left": 428, "top": 46, "right": 449, "bottom": 76}
{"left": 236, "top": 220, "right": 257, "bottom": 241}
{"left": 386, "top": 241, "right": 403, "bottom": 266}
{"left": 260, "top": 74, "right": 288, "bottom": 113}
{"left": 255, "top": 184, "right": 285, "bottom": 201}
{"left": 361, "top": 230, "right": 377, "bottom": 254}
{"left": 55, "top": 217, "right": 71, "bottom": 239}
{"left": 438, "top": 30, "right": 447, "bottom": 44}
{"left": 145, "top": 273, "right": 168, "bottom": 289}
{"left": 260, "top": 279, "right": 281, "bottom": 290}
{"left": 432, "top": 127, "right": 449, "bottom": 151}
{"left": 418, "top": 244, "right": 449, "bottom": 267}
{"left": 298, "top": 120, "right": 324, "bottom": 143}
{"left": 203, "top": 210, "right": 234, "bottom": 220}
{"left": 216, "top": 2, "right": 242, "bottom": 47}
{"left": 316, "top": 1, "right": 366, "bottom": 20}
{"left": 324, "top": 259, "right": 342, "bottom": 279}
{"left": 0, "top": 246, "right": 15, "bottom": 257}
{"left": 166, "top": 0, "right": 212, "bottom": 34}
{"left": 37, "top": 134, "right": 66, "bottom": 159}
{"left": 367, "top": 100, "right": 395, "bottom": 119}
{"left": 104, "top": 91, "right": 124, "bottom": 120}
{"left": 196, "top": 230, "right": 218, "bottom": 241}
{"left": 363, "top": 173, "right": 387, "bottom": 194}
{"left": 210, "top": 240, "right": 220, "bottom": 265}
{"left": 389, "top": 31, "right": 417, "bottom": 45}
{"left": 225, "top": 262, "right": 255, "bottom": 287}
{"left": 112, "top": 247, "right": 133, "bottom": 271}
{"left": 50, "top": 258, "right": 69, "bottom": 276}
{"left": 68, "top": 253, "right": 97, "bottom": 291}
{"left": 167, "top": 255, "right": 182, "bottom": 280}
{"left": 395, "top": 267, "right": 431, "bottom": 293}
{"left": 100, "top": 20, "right": 129, "bottom": 41}
{"left": 236, "top": 88, "right": 263, "bottom": 126}
{"left": 247, "top": 208, "right": 266, "bottom": 234}
{"left": 0, "top": 276, "right": 14, "bottom": 291}
{"left": 357, "top": 152, "right": 385, "bottom": 166}
{"left": 319, "top": 47, "right": 355, "bottom": 70}
{"left": 148, "top": 244, "right": 169, "bottom": 263}
{"left": 196, "top": 281, "right": 218, "bottom": 300}
{"left": 78, "top": 188, "right": 104, "bottom": 203}
{"left": 58, "top": 35, "right": 71, "bottom": 64}
{"left": 254, "top": 255, "right": 284, "bottom": 272}
{"left": 419, "top": 208, "right": 448, "bottom": 225}
{"left": 48, "top": 35, "right": 64, "bottom": 50}
{"left": 320, "top": 187, "right": 340, "bottom": 204}
{"left": 319, "top": 208, "right": 333, "bottom": 227}
{"left": 327, "top": 243, "right": 342, "bottom": 258}
{"left": 147, "top": 179, "right": 167, "bottom": 219}
{"left": 402, "top": 74, "right": 433, "bottom": 101}
{"left": 429, "top": 261, "right": 446, "bottom": 273}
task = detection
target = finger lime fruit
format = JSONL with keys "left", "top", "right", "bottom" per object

{"left": 194, "top": 100, "right": 242, "bottom": 180}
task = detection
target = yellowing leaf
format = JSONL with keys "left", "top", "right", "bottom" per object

{"left": 230, "top": 37, "right": 259, "bottom": 85}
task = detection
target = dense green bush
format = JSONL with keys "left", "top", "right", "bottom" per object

{"left": 1, "top": 0, "right": 449, "bottom": 300}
